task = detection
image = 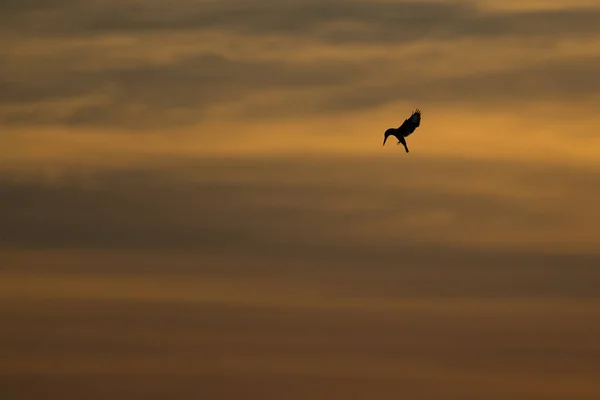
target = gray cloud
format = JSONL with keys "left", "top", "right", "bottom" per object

{"left": 4, "top": 0, "right": 600, "bottom": 41}
{"left": 0, "top": 52, "right": 382, "bottom": 128}
{"left": 2, "top": 51, "right": 600, "bottom": 128}
{"left": 3, "top": 293, "right": 600, "bottom": 400}
{"left": 1, "top": 155, "right": 599, "bottom": 255}
{"left": 3, "top": 156, "right": 600, "bottom": 400}
{"left": 2, "top": 0, "right": 600, "bottom": 128}
{"left": 201, "top": 1, "right": 600, "bottom": 43}
{"left": 0, "top": 0, "right": 77, "bottom": 15}
{"left": 2, "top": 155, "right": 600, "bottom": 305}
{"left": 314, "top": 55, "right": 600, "bottom": 115}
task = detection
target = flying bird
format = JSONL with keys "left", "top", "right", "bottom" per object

{"left": 383, "top": 109, "right": 421, "bottom": 153}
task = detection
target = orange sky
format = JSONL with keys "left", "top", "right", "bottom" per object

{"left": 2, "top": 0, "right": 600, "bottom": 398}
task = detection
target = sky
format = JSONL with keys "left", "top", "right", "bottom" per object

{"left": 2, "top": 0, "right": 600, "bottom": 398}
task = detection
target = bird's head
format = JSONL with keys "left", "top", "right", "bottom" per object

{"left": 383, "top": 129, "right": 393, "bottom": 146}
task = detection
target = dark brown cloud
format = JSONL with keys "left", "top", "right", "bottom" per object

{"left": 241, "top": 54, "right": 600, "bottom": 119}
{"left": 2, "top": 0, "right": 600, "bottom": 128}
{"left": 2, "top": 293, "right": 600, "bottom": 399}
{"left": 3, "top": 50, "right": 600, "bottom": 128}
{"left": 191, "top": 1, "right": 600, "bottom": 44}
{"left": 2, "top": 155, "right": 600, "bottom": 258}
{"left": 3, "top": 2, "right": 600, "bottom": 397}
{"left": 2, "top": 151, "right": 600, "bottom": 400}
{"left": 5, "top": 0, "right": 600, "bottom": 41}
{"left": 0, "top": 53, "right": 378, "bottom": 128}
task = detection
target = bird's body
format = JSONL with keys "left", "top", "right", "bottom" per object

{"left": 383, "top": 109, "right": 421, "bottom": 153}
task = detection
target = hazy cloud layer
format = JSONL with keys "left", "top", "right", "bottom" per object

{"left": 3, "top": 2, "right": 600, "bottom": 398}
{"left": 5, "top": 0, "right": 600, "bottom": 40}
{"left": 2, "top": 0, "right": 600, "bottom": 129}
{"left": 2, "top": 295, "right": 599, "bottom": 399}
{"left": 0, "top": 53, "right": 381, "bottom": 128}
{"left": 2, "top": 155, "right": 600, "bottom": 253}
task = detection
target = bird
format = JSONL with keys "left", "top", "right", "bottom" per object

{"left": 383, "top": 109, "right": 421, "bottom": 153}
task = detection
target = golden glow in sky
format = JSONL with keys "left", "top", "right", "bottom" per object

{"left": 2, "top": 1, "right": 600, "bottom": 398}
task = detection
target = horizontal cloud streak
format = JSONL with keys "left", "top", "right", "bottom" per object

{"left": 2, "top": 295, "right": 600, "bottom": 399}
{"left": 1, "top": 0, "right": 600, "bottom": 129}
{"left": 5, "top": 0, "right": 600, "bottom": 41}
{"left": 0, "top": 52, "right": 380, "bottom": 128}
{"left": 3, "top": 2, "right": 600, "bottom": 398}
{"left": 316, "top": 55, "right": 600, "bottom": 115}
{"left": 2, "top": 51, "right": 600, "bottom": 128}
{"left": 2, "top": 155, "right": 600, "bottom": 253}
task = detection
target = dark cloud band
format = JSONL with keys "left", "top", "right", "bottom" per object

{"left": 2, "top": 0, "right": 600, "bottom": 129}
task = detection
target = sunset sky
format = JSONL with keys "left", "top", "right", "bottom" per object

{"left": 2, "top": 0, "right": 600, "bottom": 398}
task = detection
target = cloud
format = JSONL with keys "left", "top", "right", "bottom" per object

{"left": 0, "top": 0, "right": 599, "bottom": 135}
{"left": 3, "top": 293, "right": 600, "bottom": 400}
{"left": 314, "top": 54, "right": 600, "bottom": 115}
{"left": 3, "top": 3, "right": 600, "bottom": 394}
{"left": 5, "top": 0, "right": 600, "bottom": 41}
{"left": 1, "top": 155, "right": 599, "bottom": 254}
{"left": 0, "top": 51, "right": 384, "bottom": 128}
{"left": 3, "top": 49, "right": 600, "bottom": 129}
{"left": 2, "top": 0, "right": 600, "bottom": 129}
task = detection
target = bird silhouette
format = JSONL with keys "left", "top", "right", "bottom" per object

{"left": 383, "top": 109, "right": 421, "bottom": 153}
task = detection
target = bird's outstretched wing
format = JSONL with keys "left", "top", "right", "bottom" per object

{"left": 398, "top": 109, "right": 421, "bottom": 137}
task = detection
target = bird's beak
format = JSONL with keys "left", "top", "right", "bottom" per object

{"left": 383, "top": 135, "right": 387, "bottom": 146}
